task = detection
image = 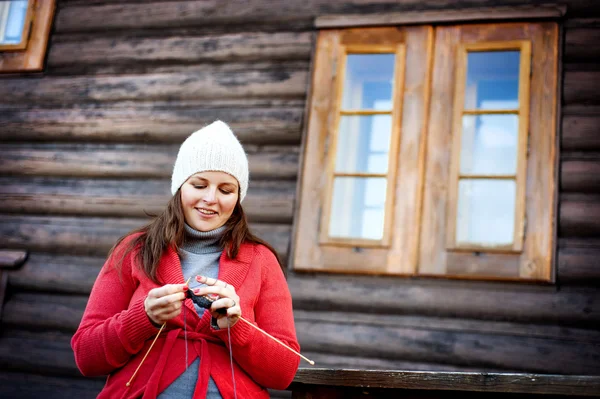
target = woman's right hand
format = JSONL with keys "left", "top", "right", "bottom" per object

{"left": 144, "top": 283, "right": 188, "bottom": 326}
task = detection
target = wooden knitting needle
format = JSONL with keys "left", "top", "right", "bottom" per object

{"left": 126, "top": 277, "right": 192, "bottom": 387}
{"left": 237, "top": 316, "right": 315, "bottom": 365}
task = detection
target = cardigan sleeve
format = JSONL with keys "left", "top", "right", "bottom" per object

{"left": 212, "top": 245, "right": 301, "bottom": 390}
{"left": 71, "top": 237, "right": 159, "bottom": 377}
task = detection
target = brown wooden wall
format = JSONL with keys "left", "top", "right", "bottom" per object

{"left": 0, "top": 1, "right": 599, "bottom": 398}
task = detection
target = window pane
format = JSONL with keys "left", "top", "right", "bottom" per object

{"left": 0, "top": 1, "right": 28, "bottom": 45}
{"left": 335, "top": 115, "right": 392, "bottom": 174}
{"left": 456, "top": 179, "right": 516, "bottom": 246}
{"left": 329, "top": 177, "right": 387, "bottom": 240}
{"left": 465, "top": 51, "right": 520, "bottom": 110}
{"left": 341, "top": 54, "right": 395, "bottom": 110}
{"left": 460, "top": 114, "right": 519, "bottom": 175}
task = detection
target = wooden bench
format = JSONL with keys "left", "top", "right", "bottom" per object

{"left": 289, "top": 369, "right": 600, "bottom": 398}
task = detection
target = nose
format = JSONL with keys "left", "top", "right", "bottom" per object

{"left": 202, "top": 187, "right": 217, "bottom": 204}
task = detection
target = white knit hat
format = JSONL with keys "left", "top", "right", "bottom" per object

{"left": 171, "top": 120, "right": 249, "bottom": 201}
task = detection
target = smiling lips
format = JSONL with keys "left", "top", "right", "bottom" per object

{"left": 197, "top": 208, "right": 218, "bottom": 216}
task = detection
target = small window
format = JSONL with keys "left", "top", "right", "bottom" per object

{"left": 294, "top": 26, "right": 432, "bottom": 274}
{"left": 294, "top": 22, "right": 558, "bottom": 282}
{"left": 0, "top": 0, "right": 56, "bottom": 73}
{"left": 447, "top": 42, "right": 531, "bottom": 253}
{"left": 0, "top": 0, "right": 33, "bottom": 50}
{"left": 321, "top": 48, "right": 403, "bottom": 247}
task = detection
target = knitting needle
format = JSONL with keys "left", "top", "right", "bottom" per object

{"left": 236, "top": 316, "right": 315, "bottom": 365}
{"left": 126, "top": 277, "right": 192, "bottom": 387}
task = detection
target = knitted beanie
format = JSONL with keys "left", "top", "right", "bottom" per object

{"left": 171, "top": 120, "right": 249, "bottom": 202}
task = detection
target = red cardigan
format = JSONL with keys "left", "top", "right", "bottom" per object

{"left": 71, "top": 237, "right": 300, "bottom": 398}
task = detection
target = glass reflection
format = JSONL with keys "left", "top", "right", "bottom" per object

{"left": 460, "top": 114, "right": 519, "bottom": 175}
{"left": 335, "top": 115, "right": 392, "bottom": 174}
{"left": 329, "top": 177, "right": 387, "bottom": 240}
{"left": 342, "top": 53, "right": 395, "bottom": 110}
{"left": 0, "top": 1, "right": 28, "bottom": 45}
{"left": 465, "top": 51, "right": 520, "bottom": 110}
{"left": 456, "top": 179, "right": 516, "bottom": 246}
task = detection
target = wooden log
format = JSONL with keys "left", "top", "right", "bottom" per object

{"left": 0, "top": 105, "right": 304, "bottom": 144}
{"left": 561, "top": 157, "right": 600, "bottom": 192}
{"left": 0, "top": 177, "right": 296, "bottom": 223}
{"left": 288, "top": 274, "right": 600, "bottom": 327}
{"left": 5, "top": 296, "right": 599, "bottom": 374}
{"left": 0, "top": 62, "right": 308, "bottom": 105}
{"left": 0, "top": 329, "right": 81, "bottom": 377}
{"left": 0, "top": 372, "right": 104, "bottom": 399}
{"left": 559, "top": 195, "right": 600, "bottom": 237}
{"left": 562, "top": 115, "right": 600, "bottom": 151}
{"left": 3, "top": 293, "right": 88, "bottom": 332}
{"left": 0, "top": 214, "right": 291, "bottom": 259}
{"left": 564, "top": 28, "right": 600, "bottom": 64}
{"left": 563, "top": 71, "right": 600, "bottom": 106}
{"left": 296, "top": 351, "right": 496, "bottom": 372}
{"left": 0, "top": 250, "right": 28, "bottom": 268}
{"left": 294, "top": 316, "right": 600, "bottom": 374}
{"left": 54, "top": 0, "right": 600, "bottom": 33}
{"left": 0, "top": 143, "right": 299, "bottom": 180}
{"left": 8, "top": 253, "right": 102, "bottom": 295}
{"left": 291, "top": 369, "right": 600, "bottom": 397}
{"left": 558, "top": 244, "right": 600, "bottom": 282}
{"left": 48, "top": 32, "right": 312, "bottom": 66}
{"left": 315, "top": 4, "right": 566, "bottom": 28}
{"left": 295, "top": 310, "right": 600, "bottom": 343}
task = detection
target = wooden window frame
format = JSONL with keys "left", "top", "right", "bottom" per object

{"left": 446, "top": 40, "right": 531, "bottom": 253}
{"left": 319, "top": 43, "right": 405, "bottom": 248}
{"left": 294, "top": 26, "right": 432, "bottom": 275}
{"left": 293, "top": 22, "right": 558, "bottom": 282}
{"left": 419, "top": 22, "right": 558, "bottom": 282}
{"left": 0, "top": 0, "right": 56, "bottom": 73}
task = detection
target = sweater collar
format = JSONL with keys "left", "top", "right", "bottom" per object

{"left": 181, "top": 223, "right": 225, "bottom": 254}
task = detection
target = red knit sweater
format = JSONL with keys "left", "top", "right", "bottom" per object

{"left": 71, "top": 237, "right": 300, "bottom": 398}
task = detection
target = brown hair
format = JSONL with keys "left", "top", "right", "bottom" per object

{"left": 109, "top": 190, "right": 282, "bottom": 283}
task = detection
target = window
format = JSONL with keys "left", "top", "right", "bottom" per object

{"left": 294, "top": 23, "right": 558, "bottom": 282}
{"left": 0, "top": 0, "right": 56, "bottom": 73}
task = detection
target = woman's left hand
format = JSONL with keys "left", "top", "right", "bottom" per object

{"left": 193, "top": 275, "right": 241, "bottom": 328}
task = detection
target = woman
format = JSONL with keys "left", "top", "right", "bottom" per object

{"left": 72, "top": 121, "right": 300, "bottom": 398}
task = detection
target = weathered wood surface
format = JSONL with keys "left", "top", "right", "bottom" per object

{"left": 2, "top": 66, "right": 590, "bottom": 106}
{"left": 563, "top": 71, "right": 600, "bottom": 106}
{"left": 2, "top": 295, "right": 599, "bottom": 375}
{"left": 295, "top": 313, "right": 600, "bottom": 375}
{"left": 0, "top": 62, "right": 308, "bottom": 104}
{"left": 0, "top": 215, "right": 291, "bottom": 259}
{"left": 562, "top": 115, "right": 600, "bottom": 151}
{"left": 0, "top": 143, "right": 299, "bottom": 180}
{"left": 0, "top": 104, "right": 304, "bottom": 144}
{"left": 315, "top": 4, "right": 566, "bottom": 28}
{"left": 0, "top": 177, "right": 295, "bottom": 223}
{"left": 48, "top": 32, "right": 313, "bottom": 66}
{"left": 0, "top": 329, "right": 81, "bottom": 377}
{"left": 564, "top": 28, "right": 600, "bottom": 65}
{"left": 560, "top": 195, "right": 600, "bottom": 236}
{"left": 561, "top": 158, "right": 600, "bottom": 192}
{"left": 6, "top": 236, "right": 599, "bottom": 297}
{"left": 0, "top": 372, "right": 104, "bottom": 399}
{"left": 0, "top": 250, "right": 28, "bottom": 269}
{"left": 290, "top": 369, "right": 600, "bottom": 396}
{"left": 7, "top": 253, "right": 102, "bottom": 295}
{"left": 289, "top": 274, "right": 600, "bottom": 327}
{"left": 53, "top": 0, "right": 600, "bottom": 33}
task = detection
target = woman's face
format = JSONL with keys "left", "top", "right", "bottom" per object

{"left": 180, "top": 171, "right": 239, "bottom": 232}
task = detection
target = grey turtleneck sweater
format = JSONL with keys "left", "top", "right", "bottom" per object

{"left": 158, "top": 224, "right": 225, "bottom": 399}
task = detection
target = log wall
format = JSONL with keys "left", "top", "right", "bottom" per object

{"left": 0, "top": 0, "right": 599, "bottom": 397}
